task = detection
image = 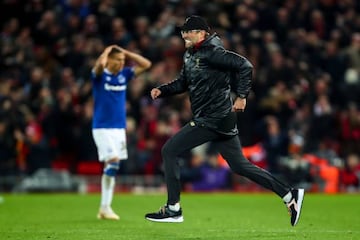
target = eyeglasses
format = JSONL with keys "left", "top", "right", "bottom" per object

{"left": 181, "top": 29, "right": 202, "bottom": 35}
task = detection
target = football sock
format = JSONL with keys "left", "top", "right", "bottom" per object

{"left": 169, "top": 203, "right": 180, "bottom": 211}
{"left": 282, "top": 191, "right": 292, "bottom": 203}
{"left": 101, "top": 174, "right": 115, "bottom": 208}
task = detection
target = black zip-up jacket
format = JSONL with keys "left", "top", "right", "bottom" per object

{"left": 157, "top": 33, "right": 252, "bottom": 135}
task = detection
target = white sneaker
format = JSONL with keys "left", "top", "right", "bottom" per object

{"left": 145, "top": 205, "right": 184, "bottom": 223}
{"left": 286, "top": 188, "right": 304, "bottom": 226}
{"left": 97, "top": 207, "right": 120, "bottom": 220}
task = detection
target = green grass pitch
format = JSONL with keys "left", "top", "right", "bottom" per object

{"left": 0, "top": 193, "right": 359, "bottom": 240}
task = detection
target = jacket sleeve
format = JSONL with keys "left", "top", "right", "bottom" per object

{"left": 207, "top": 47, "right": 253, "bottom": 98}
{"left": 157, "top": 66, "right": 188, "bottom": 97}
{"left": 230, "top": 60, "right": 252, "bottom": 99}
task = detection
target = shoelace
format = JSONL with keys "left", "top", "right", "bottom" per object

{"left": 158, "top": 206, "right": 167, "bottom": 215}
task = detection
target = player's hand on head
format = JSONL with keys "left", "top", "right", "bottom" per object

{"left": 113, "top": 46, "right": 128, "bottom": 54}
{"left": 105, "top": 45, "right": 115, "bottom": 52}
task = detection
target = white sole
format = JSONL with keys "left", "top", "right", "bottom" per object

{"left": 294, "top": 188, "right": 304, "bottom": 226}
{"left": 146, "top": 216, "right": 184, "bottom": 223}
{"left": 97, "top": 212, "right": 120, "bottom": 220}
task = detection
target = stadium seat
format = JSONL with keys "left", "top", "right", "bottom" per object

{"left": 76, "top": 161, "right": 103, "bottom": 175}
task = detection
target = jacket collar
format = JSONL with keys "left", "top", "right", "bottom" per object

{"left": 193, "top": 39, "right": 205, "bottom": 51}
{"left": 188, "top": 33, "right": 220, "bottom": 54}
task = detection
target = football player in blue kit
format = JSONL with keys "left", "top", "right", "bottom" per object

{"left": 91, "top": 45, "right": 151, "bottom": 220}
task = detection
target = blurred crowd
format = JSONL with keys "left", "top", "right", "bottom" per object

{"left": 1, "top": 0, "right": 360, "bottom": 193}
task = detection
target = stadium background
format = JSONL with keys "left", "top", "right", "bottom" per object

{"left": 0, "top": 0, "right": 360, "bottom": 194}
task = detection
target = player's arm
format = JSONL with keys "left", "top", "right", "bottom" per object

{"left": 207, "top": 46, "right": 253, "bottom": 72}
{"left": 208, "top": 47, "right": 253, "bottom": 98}
{"left": 93, "top": 45, "right": 116, "bottom": 76}
{"left": 151, "top": 78, "right": 187, "bottom": 99}
{"left": 116, "top": 47, "right": 152, "bottom": 76}
{"left": 207, "top": 45, "right": 252, "bottom": 112}
{"left": 152, "top": 66, "right": 188, "bottom": 99}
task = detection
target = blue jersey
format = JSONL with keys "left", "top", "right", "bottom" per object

{"left": 91, "top": 67, "right": 134, "bottom": 129}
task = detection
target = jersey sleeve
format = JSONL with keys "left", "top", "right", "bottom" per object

{"left": 123, "top": 67, "right": 135, "bottom": 83}
{"left": 91, "top": 69, "right": 102, "bottom": 81}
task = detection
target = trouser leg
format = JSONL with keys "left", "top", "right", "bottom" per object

{"left": 161, "top": 123, "right": 218, "bottom": 205}
{"left": 216, "top": 136, "right": 291, "bottom": 197}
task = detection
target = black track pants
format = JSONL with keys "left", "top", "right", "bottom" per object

{"left": 162, "top": 123, "right": 292, "bottom": 205}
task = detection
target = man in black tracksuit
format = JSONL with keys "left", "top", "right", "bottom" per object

{"left": 145, "top": 16, "right": 304, "bottom": 226}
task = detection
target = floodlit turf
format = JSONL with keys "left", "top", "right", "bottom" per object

{"left": 0, "top": 192, "right": 359, "bottom": 240}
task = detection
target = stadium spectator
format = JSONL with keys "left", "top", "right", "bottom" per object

{"left": 261, "top": 116, "right": 289, "bottom": 174}
{"left": 183, "top": 152, "right": 232, "bottom": 192}
{"left": 279, "top": 153, "right": 312, "bottom": 188}
{"left": 339, "top": 102, "right": 360, "bottom": 155}
{"left": 0, "top": 117, "right": 18, "bottom": 190}
{"left": 340, "top": 153, "right": 360, "bottom": 192}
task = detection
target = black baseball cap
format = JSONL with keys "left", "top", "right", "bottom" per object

{"left": 180, "top": 15, "right": 210, "bottom": 32}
